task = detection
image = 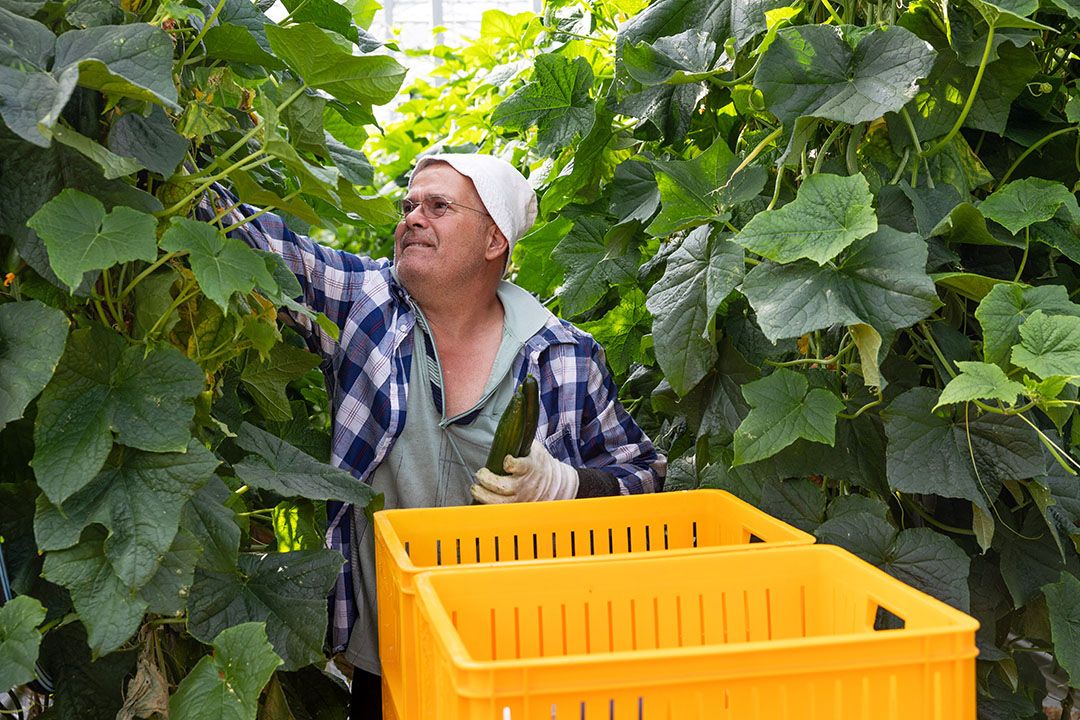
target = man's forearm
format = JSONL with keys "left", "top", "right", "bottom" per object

{"left": 575, "top": 468, "right": 621, "bottom": 498}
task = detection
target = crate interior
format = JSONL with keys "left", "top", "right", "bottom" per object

{"left": 424, "top": 550, "right": 919, "bottom": 663}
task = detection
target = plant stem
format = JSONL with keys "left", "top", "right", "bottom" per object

{"left": 277, "top": 0, "right": 314, "bottom": 25}
{"left": 918, "top": 320, "right": 957, "bottom": 379}
{"left": 899, "top": 107, "right": 924, "bottom": 156}
{"left": 900, "top": 495, "right": 976, "bottom": 535}
{"left": 101, "top": 269, "right": 124, "bottom": 328}
{"left": 922, "top": 25, "right": 995, "bottom": 158}
{"left": 730, "top": 126, "right": 783, "bottom": 180}
{"left": 707, "top": 57, "right": 762, "bottom": 88}
{"left": 220, "top": 190, "right": 299, "bottom": 234}
{"left": 1016, "top": 412, "right": 1080, "bottom": 474}
{"left": 1014, "top": 227, "right": 1030, "bottom": 282}
{"left": 146, "top": 285, "right": 198, "bottom": 339}
{"left": 187, "top": 82, "right": 308, "bottom": 182}
{"left": 121, "top": 251, "right": 182, "bottom": 299}
{"left": 838, "top": 389, "right": 883, "bottom": 420}
{"left": 767, "top": 166, "right": 785, "bottom": 210}
{"left": 159, "top": 152, "right": 270, "bottom": 217}
{"left": 845, "top": 122, "right": 865, "bottom": 175}
{"left": 765, "top": 342, "right": 854, "bottom": 368}
{"left": 998, "top": 126, "right": 1079, "bottom": 187}
{"left": 888, "top": 148, "right": 911, "bottom": 184}
{"left": 812, "top": 123, "right": 846, "bottom": 175}
{"left": 176, "top": 0, "right": 226, "bottom": 67}
{"left": 819, "top": 0, "right": 844, "bottom": 24}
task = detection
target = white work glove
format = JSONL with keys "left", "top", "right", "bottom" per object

{"left": 471, "top": 440, "right": 579, "bottom": 504}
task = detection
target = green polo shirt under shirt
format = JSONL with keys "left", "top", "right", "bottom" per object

{"left": 344, "top": 281, "right": 551, "bottom": 672}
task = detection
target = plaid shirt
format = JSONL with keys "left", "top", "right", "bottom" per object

{"left": 198, "top": 187, "right": 665, "bottom": 652}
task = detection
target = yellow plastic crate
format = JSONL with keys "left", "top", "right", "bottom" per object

{"left": 412, "top": 545, "right": 979, "bottom": 719}
{"left": 374, "top": 489, "right": 814, "bottom": 719}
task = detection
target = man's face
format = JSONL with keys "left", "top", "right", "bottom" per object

{"left": 394, "top": 163, "right": 501, "bottom": 296}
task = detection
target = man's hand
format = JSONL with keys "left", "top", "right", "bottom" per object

{"left": 471, "top": 440, "right": 579, "bottom": 504}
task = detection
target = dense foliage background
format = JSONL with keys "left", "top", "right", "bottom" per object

{"left": 3, "top": 0, "right": 1080, "bottom": 717}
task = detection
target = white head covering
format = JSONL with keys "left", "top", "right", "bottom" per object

{"left": 410, "top": 153, "right": 538, "bottom": 260}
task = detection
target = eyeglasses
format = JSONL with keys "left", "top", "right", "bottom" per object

{"left": 400, "top": 195, "right": 490, "bottom": 220}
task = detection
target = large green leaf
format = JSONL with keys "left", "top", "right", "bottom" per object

{"left": 618, "top": 0, "right": 786, "bottom": 53}
{"left": 611, "top": 76, "right": 706, "bottom": 144}
{"left": 107, "top": 106, "right": 188, "bottom": 178}
{"left": 160, "top": 217, "right": 277, "bottom": 311}
{"left": 578, "top": 288, "right": 650, "bottom": 378}
{"left": 0, "top": 9, "right": 70, "bottom": 146}
{"left": 52, "top": 23, "right": 179, "bottom": 108}
{"left": 815, "top": 511, "right": 970, "bottom": 610}
{"left": 170, "top": 623, "right": 283, "bottom": 720}
{"left": 512, "top": 217, "right": 571, "bottom": 297}
{"left": 1000, "top": 513, "right": 1080, "bottom": 606}
{"left": 0, "top": 300, "right": 68, "bottom": 429}
{"left": 232, "top": 422, "right": 377, "bottom": 507}
{"left": 759, "top": 477, "right": 826, "bottom": 532}
{"left": 187, "top": 549, "right": 343, "bottom": 670}
{"left": 0, "top": 595, "right": 46, "bottom": 690}
{"left": 0, "top": 64, "right": 75, "bottom": 146}
{"left": 609, "top": 160, "right": 660, "bottom": 226}
{"left": 646, "top": 138, "right": 734, "bottom": 236}
{"left": 264, "top": 23, "right": 405, "bottom": 106}
{"left": 32, "top": 325, "right": 204, "bottom": 505}
{"left": 34, "top": 441, "right": 218, "bottom": 590}
{"left": 979, "top": 178, "right": 1080, "bottom": 235}
{"left": 904, "top": 43, "right": 1039, "bottom": 140}
{"left": 1031, "top": 207, "right": 1080, "bottom": 265}
{"left": 139, "top": 528, "right": 201, "bottom": 616}
{"left": 1011, "top": 311, "right": 1080, "bottom": 381}
{"left": 883, "top": 387, "right": 1044, "bottom": 512}
{"left": 0, "top": 134, "right": 160, "bottom": 287}
{"left": 239, "top": 344, "right": 322, "bottom": 422}
{"left": 623, "top": 29, "right": 722, "bottom": 85}
{"left": 182, "top": 476, "right": 241, "bottom": 574}
{"left": 0, "top": 6, "right": 54, "bottom": 67}
{"left": 735, "top": 173, "right": 877, "bottom": 264}
{"left": 742, "top": 226, "right": 938, "bottom": 341}
{"left": 203, "top": 23, "right": 286, "bottom": 70}
{"left": 967, "top": 0, "right": 1050, "bottom": 28}
{"left": 1044, "top": 572, "right": 1080, "bottom": 684}
{"left": 551, "top": 216, "right": 640, "bottom": 316}
{"left": 47, "top": 123, "right": 144, "bottom": 180}
{"left": 492, "top": 53, "right": 595, "bottom": 154}
{"left": 645, "top": 227, "right": 742, "bottom": 395}
{"left": 754, "top": 24, "right": 935, "bottom": 126}
{"left": 930, "top": 272, "right": 1004, "bottom": 302}
{"left": 26, "top": 188, "right": 157, "bottom": 291}
{"left": 280, "top": 0, "right": 357, "bottom": 42}
{"left": 41, "top": 525, "right": 148, "bottom": 656}
{"left": 934, "top": 361, "right": 1027, "bottom": 409}
{"left": 975, "top": 284, "right": 1080, "bottom": 367}
{"left": 1038, "top": 462, "right": 1080, "bottom": 557}
{"left": 35, "top": 624, "right": 136, "bottom": 720}
{"left": 733, "top": 368, "right": 844, "bottom": 465}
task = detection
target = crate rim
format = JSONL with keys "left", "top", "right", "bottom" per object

{"left": 373, "top": 488, "right": 816, "bottom": 575}
{"left": 412, "top": 544, "right": 980, "bottom": 672}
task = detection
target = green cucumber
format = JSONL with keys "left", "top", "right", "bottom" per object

{"left": 485, "top": 389, "right": 525, "bottom": 473}
{"left": 517, "top": 374, "right": 539, "bottom": 457}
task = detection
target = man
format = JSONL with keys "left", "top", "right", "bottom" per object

{"left": 202, "top": 153, "right": 665, "bottom": 718}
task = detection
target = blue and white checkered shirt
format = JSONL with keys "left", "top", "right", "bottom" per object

{"left": 198, "top": 187, "right": 665, "bottom": 652}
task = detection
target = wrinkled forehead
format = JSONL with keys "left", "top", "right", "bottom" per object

{"left": 407, "top": 161, "right": 480, "bottom": 202}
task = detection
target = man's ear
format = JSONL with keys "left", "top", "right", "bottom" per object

{"left": 485, "top": 224, "right": 508, "bottom": 261}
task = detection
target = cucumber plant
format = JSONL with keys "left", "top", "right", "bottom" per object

{"left": 0, "top": 0, "right": 402, "bottom": 715}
